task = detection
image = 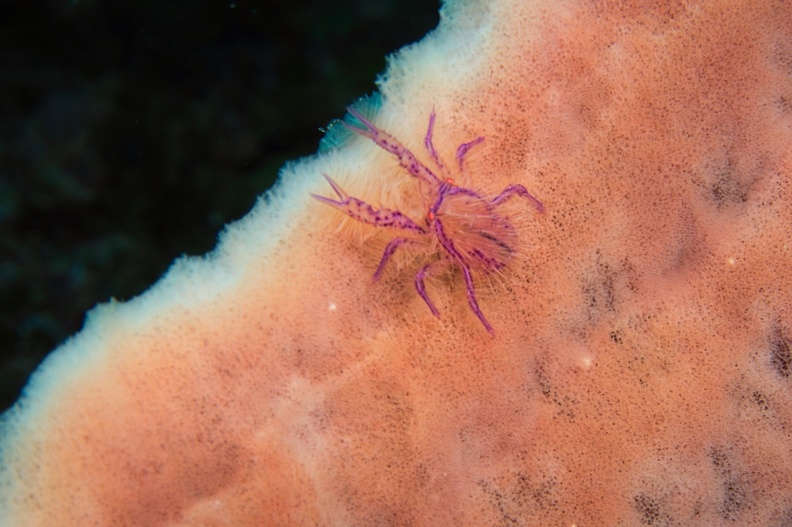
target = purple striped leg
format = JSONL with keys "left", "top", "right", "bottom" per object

{"left": 343, "top": 109, "right": 439, "bottom": 187}
{"left": 373, "top": 238, "right": 415, "bottom": 283}
{"left": 312, "top": 174, "right": 427, "bottom": 233}
{"left": 460, "top": 265, "right": 494, "bottom": 335}
{"left": 491, "top": 184, "right": 545, "bottom": 213}
{"left": 414, "top": 259, "right": 450, "bottom": 319}
{"left": 455, "top": 136, "right": 484, "bottom": 177}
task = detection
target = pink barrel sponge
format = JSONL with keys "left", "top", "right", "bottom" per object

{"left": 2, "top": 0, "right": 792, "bottom": 525}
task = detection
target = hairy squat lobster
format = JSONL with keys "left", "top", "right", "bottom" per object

{"left": 313, "top": 108, "right": 543, "bottom": 335}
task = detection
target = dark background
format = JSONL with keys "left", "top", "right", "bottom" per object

{"left": 0, "top": 0, "right": 439, "bottom": 413}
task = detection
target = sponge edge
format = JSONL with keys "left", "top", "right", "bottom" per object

{"left": 3, "top": 0, "right": 792, "bottom": 526}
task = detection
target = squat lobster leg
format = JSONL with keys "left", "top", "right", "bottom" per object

{"left": 491, "top": 184, "right": 545, "bottom": 213}
{"left": 414, "top": 259, "right": 450, "bottom": 319}
{"left": 343, "top": 108, "right": 440, "bottom": 187}
{"left": 460, "top": 265, "right": 494, "bottom": 335}
{"left": 414, "top": 258, "right": 494, "bottom": 337}
{"left": 373, "top": 238, "right": 415, "bottom": 283}
{"left": 312, "top": 174, "right": 426, "bottom": 234}
{"left": 423, "top": 111, "right": 451, "bottom": 180}
{"left": 455, "top": 136, "right": 484, "bottom": 177}
{"left": 423, "top": 110, "right": 485, "bottom": 181}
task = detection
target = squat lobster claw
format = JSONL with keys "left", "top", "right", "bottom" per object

{"left": 311, "top": 174, "right": 426, "bottom": 234}
{"left": 313, "top": 108, "right": 544, "bottom": 335}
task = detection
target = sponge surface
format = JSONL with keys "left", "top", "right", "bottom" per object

{"left": 2, "top": 1, "right": 792, "bottom": 525}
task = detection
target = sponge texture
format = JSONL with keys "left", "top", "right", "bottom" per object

{"left": 2, "top": 0, "right": 792, "bottom": 525}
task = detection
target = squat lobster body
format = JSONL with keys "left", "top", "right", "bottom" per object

{"left": 312, "top": 108, "right": 544, "bottom": 335}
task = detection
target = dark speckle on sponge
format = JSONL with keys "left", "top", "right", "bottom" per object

{"left": 770, "top": 328, "right": 792, "bottom": 379}
{"left": 633, "top": 493, "right": 671, "bottom": 526}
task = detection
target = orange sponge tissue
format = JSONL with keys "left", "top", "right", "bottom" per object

{"left": 2, "top": 1, "right": 792, "bottom": 525}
